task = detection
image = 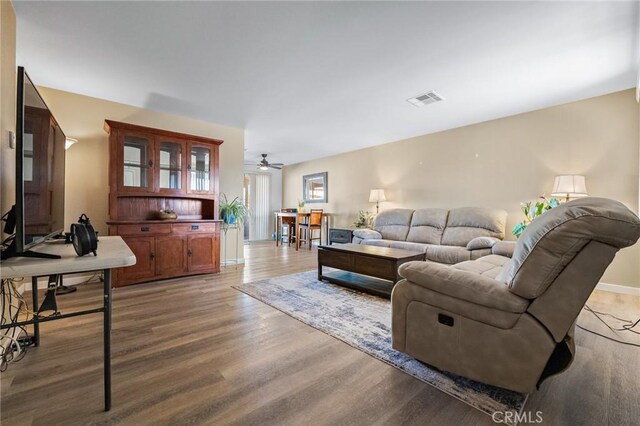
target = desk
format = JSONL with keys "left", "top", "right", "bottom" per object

{"left": 0, "top": 236, "right": 135, "bottom": 411}
{"left": 273, "top": 212, "right": 331, "bottom": 249}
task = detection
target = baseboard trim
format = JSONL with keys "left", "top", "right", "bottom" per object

{"left": 221, "top": 258, "right": 245, "bottom": 266}
{"left": 595, "top": 282, "right": 640, "bottom": 296}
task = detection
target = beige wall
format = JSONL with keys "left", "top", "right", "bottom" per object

{"left": 284, "top": 89, "right": 640, "bottom": 287}
{"left": 37, "top": 88, "right": 245, "bottom": 263}
{"left": 0, "top": 0, "right": 16, "bottom": 216}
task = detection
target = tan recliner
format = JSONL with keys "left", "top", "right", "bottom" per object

{"left": 391, "top": 198, "right": 640, "bottom": 393}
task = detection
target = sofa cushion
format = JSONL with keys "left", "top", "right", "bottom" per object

{"left": 373, "top": 208, "right": 414, "bottom": 241}
{"left": 453, "top": 255, "right": 510, "bottom": 280}
{"left": 406, "top": 208, "right": 449, "bottom": 244}
{"left": 441, "top": 207, "right": 507, "bottom": 247}
{"left": 497, "top": 197, "right": 640, "bottom": 299}
{"left": 389, "top": 241, "right": 429, "bottom": 253}
{"left": 425, "top": 245, "right": 471, "bottom": 264}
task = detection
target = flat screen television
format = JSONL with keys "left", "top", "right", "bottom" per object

{"left": 1, "top": 66, "right": 66, "bottom": 260}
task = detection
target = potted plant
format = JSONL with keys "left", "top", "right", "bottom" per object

{"left": 353, "top": 210, "right": 374, "bottom": 228}
{"left": 219, "top": 193, "right": 249, "bottom": 225}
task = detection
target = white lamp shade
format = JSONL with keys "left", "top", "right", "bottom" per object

{"left": 369, "top": 189, "right": 386, "bottom": 203}
{"left": 65, "top": 137, "right": 78, "bottom": 150}
{"left": 551, "top": 175, "right": 588, "bottom": 198}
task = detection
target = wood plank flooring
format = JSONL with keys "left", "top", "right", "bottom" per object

{"left": 1, "top": 241, "right": 639, "bottom": 425}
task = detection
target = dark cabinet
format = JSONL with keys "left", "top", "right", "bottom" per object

{"left": 105, "top": 120, "right": 223, "bottom": 287}
{"left": 329, "top": 228, "right": 354, "bottom": 244}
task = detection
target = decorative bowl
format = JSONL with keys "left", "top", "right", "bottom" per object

{"left": 158, "top": 210, "right": 178, "bottom": 220}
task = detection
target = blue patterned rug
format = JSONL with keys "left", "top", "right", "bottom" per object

{"left": 234, "top": 270, "right": 527, "bottom": 418}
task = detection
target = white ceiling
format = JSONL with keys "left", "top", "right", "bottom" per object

{"left": 14, "top": 1, "right": 639, "bottom": 166}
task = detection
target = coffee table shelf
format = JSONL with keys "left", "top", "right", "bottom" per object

{"left": 318, "top": 243, "right": 425, "bottom": 298}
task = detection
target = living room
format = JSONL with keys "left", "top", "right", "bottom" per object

{"left": 1, "top": 1, "right": 639, "bottom": 425}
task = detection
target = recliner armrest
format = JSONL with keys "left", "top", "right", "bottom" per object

{"left": 466, "top": 236, "right": 500, "bottom": 250}
{"left": 352, "top": 229, "right": 382, "bottom": 240}
{"left": 398, "top": 261, "right": 529, "bottom": 313}
{"left": 492, "top": 240, "right": 516, "bottom": 257}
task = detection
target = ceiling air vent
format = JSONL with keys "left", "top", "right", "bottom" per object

{"left": 407, "top": 91, "right": 445, "bottom": 107}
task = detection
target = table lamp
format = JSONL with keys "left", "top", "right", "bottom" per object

{"left": 551, "top": 175, "right": 588, "bottom": 202}
{"left": 369, "top": 189, "right": 386, "bottom": 214}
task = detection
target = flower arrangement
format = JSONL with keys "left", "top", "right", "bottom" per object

{"left": 298, "top": 199, "right": 306, "bottom": 213}
{"left": 512, "top": 196, "right": 560, "bottom": 238}
{"left": 353, "top": 210, "right": 375, "bottom": 228}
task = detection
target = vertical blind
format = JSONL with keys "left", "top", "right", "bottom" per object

{"left": 253, "top": 174, "right": 270, "bottom": 240}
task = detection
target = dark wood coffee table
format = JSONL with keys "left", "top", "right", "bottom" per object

{"left": 318, "top": 243, "right": 425, "bottom": 298}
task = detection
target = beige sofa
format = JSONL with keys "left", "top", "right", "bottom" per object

{"left": 391, "top": 197, "right": 640, "bottom": 393}
{"left": 352, "top": 207, "right": 508, "bottom": 264}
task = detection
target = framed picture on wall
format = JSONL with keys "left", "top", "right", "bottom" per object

{"left": 303, "top": 172, "right": 327, "bottom": 203}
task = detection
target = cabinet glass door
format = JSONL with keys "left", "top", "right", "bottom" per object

{"left": 158, "top": 140, "right": 183, "bottom": 192}
{"left": 122, "top": 135, "right": 152, "bottom": 190}
{"left": 189, "top": 144, "right": 212, "bottom": 193}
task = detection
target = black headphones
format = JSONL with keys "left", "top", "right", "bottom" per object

{"left": 71, "top": 213, "right": 98, "bottom": 256}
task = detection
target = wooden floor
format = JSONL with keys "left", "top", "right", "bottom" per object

{"left": 1, "top": 241, "right": 639, "bottom": 425}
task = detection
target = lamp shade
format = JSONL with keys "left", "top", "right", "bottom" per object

{"left": 65, "top": 137, "right": 78, "bottom": 150}
{"left": 369, "top": 189, "right": 386, "bottom": 203}
{"left": 551, "top": 175, "right": 588, "bottom": 198}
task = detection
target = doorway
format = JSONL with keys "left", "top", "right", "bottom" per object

{"left": 243, "top": 173, "right": 271, "bottom": 241}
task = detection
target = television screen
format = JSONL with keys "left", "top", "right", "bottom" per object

{"left": 15, "top": 67, "right": 66, "bottom": 251}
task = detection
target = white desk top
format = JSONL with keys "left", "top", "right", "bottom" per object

{"left": 0, "top": 236, "right": 136, "bottom": 279}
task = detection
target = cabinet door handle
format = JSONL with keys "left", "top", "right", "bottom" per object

{"left": 187, "top": 164, "right": 192, "bottom": 170}
{"left": 150, "top": 252, "right": 155, "bottom": 259}
{"left": 148, "top": 159, "right": 153, "bottom": 167}
{"left": 187, "top": 249, "right": 193, "bottom": 256}
{"left": 141, "top": 226, "right": 150, "bottom": 232}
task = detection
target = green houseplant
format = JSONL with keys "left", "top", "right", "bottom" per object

{"left": 219, "top": 193, "right": 249, "bottom": 225}
{"left": 512, "top": 196, "right": 560, "bottom": 238}
{"left": 353, "top": 210, "right": 375, "bottom": 228}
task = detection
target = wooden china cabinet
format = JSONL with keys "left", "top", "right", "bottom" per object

{"left": 104, "top": 120, "right": 223, "bottom": 287}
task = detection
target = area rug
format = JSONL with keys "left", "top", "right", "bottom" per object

{"left": 233, "top": 270, "right": 527, "bottom": 419}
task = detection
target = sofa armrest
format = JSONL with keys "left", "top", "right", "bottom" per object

{"left": 353, "top": 228, "right": 382, "bottom": 240}
{"left": 492, "top": 240, "right": 516, "bottom": 258}
{"left": 398, "top": 261, "right": 529, "bottom": 313}
{"left": 466, "top": 236, "right": 500, "bottom": 250}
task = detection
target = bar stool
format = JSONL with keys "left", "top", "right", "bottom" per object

{"left": 297, "top": 209, "right": 323, "bottom": 250}
{"left": 280, "top": 208, "right": 297, "bottom": 246}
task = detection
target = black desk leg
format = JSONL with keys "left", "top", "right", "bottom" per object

{"left": 31, "top": 276, "right": 39, "bottom": 346}
{"left": 103, "top": 268, "right": 112, "bottom": 411}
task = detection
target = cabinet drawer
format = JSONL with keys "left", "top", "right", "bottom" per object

{"left": 319, "top": 249, "right": 353, "bottom": 270}
{"left": 353, "top": 255, "right": 395, "bottom": 281}
{"left": 117, "top": 224, "right": 171, "bottom": 236}
{"left": 172, "top": 223, "right": 219, "bottom": 234}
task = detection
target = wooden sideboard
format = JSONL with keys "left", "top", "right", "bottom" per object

{"left": 104, "top": 120, "right": 223, "bottom": 287}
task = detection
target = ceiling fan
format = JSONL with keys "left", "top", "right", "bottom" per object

{"left": 254, "top": 154, "right": 284, "bottom": 170}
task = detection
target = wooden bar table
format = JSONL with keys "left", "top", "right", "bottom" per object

{"left": 0, "top": 236, "right": 136, "bottom": 411}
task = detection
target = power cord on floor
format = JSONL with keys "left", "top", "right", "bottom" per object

{"left": 576, "top": 304, "right": 640, "bottom": 348}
